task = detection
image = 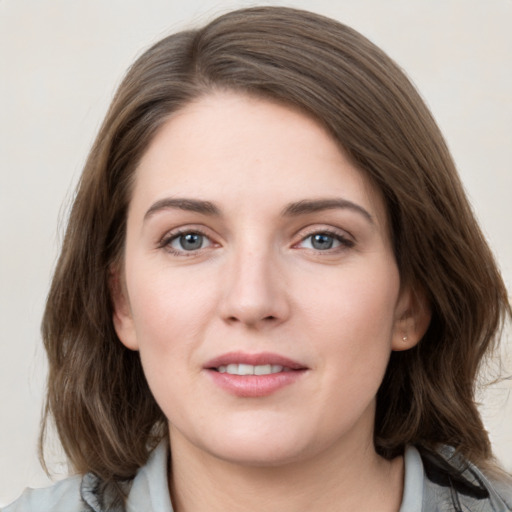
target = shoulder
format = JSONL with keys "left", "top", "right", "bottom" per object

{"left": 482, "top": 472, "right": 512, "bottom": 511}
{"left": 2, "top": 475, "right": 85, "bottom": 512}
{"left": 2, "top": 441, "right": 171, "bottom": 512}
{"left": 417, "top": 445, "right": 512, "bottom": 511}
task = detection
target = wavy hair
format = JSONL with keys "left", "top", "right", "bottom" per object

{"left": 40, "top": 5, "right": 510, "bottom": 490}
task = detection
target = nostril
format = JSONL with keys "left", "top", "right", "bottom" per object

{"left": 226, "top": 314, "right": 277, "bottom": 324}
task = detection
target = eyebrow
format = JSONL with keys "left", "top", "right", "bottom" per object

{"left": 281, "top": 198, "right": 374, "bottom": 224}
{"left": 143, "top": 197, "right": 373, "bottom": 224}
{"left": 144, "top": 198, "right": 221, "bottom": 221}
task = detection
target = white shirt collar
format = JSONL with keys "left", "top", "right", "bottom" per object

{"left": 399, "top": 445, "right": 424, "bottom": 512}
{"left": 126, "top": 440, "right": 173, "bottom": 512}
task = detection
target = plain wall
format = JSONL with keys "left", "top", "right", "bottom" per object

{"left": 1, "top": 0, "right": 511, "bottom": 506}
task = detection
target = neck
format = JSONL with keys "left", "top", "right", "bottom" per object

{"left": 168, "top": 429, "right": 404, "bottom": 512}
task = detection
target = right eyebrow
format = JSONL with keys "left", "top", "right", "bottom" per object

{"left": 144, "top": 198, "right": 221, "bottom": 222}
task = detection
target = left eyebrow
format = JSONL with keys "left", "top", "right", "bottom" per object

{"left": 281, "top": 198, "right": 374, "bottom": 224}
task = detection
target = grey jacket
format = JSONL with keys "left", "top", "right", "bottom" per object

{"left": 407, "top": 446, "right": 512, "bottom": 511}
{"left": 3, "top": 443, "right": 511, "bottom": 511}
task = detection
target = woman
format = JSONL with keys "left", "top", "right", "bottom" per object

{"left": 5, "top": 6, "right": 511, "bottom": 512}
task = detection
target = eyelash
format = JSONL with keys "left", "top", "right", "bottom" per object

{"left": 158, "top": 228, "right": 214, "bottom": 257}
{"left": 158, "top": 227, "right": 355, "bottom": 257}
{"left": 294, "top": 228, "right": 355, "bottom": 253}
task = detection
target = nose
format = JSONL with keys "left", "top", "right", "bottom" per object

{"left": 218, "top": 246, "right": 290, "bottom": 328}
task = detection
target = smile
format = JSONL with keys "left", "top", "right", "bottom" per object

{"left": 216, "top": 364, "right": 291, "bottom": 375}
{"left": 204, "top": 352, "right": 307, "bottom": 397}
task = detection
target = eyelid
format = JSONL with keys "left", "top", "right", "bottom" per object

{"left": 292, "top": 225, "right": 355, "bottom": 250}
{"left": 156, "top": 223, "right": 354, "bottom": 255}
{"left": 157, "top": 225, "right": 219, "bottom": 256}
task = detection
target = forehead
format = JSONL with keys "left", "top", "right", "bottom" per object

{"left": 131, "top": 92, "right": 388, "bottom": 227}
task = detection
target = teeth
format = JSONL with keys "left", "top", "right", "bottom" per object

{"left": 216, "top": 364, "right": 286, "bottom": 375}
{"left": 255, "top": 364, "right": 272, "bottom": 375}
{"left": 238, "top": 363, "right": 254, "bottom": 375}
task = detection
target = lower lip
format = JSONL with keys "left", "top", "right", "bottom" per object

{"left": 206, "top": 369, "right": 307, "bottom": 397}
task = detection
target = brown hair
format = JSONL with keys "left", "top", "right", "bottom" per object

{"left": 40, "top": 5, "right": 510, "bottom": 487}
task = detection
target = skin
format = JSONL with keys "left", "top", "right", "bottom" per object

{"left": 113, "top": 92, "right": 429, "bottom": 512}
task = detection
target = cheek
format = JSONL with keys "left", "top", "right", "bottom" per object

{"left": 300, "top": 260, "right": 400, "bottom": 378}
{"left": 126, "top": 260, "right": 216, "bottom": 345}
{"left": 305, "top": 271, "right": 400, "bottom": 423}
{"left": 302, "top": 260, "right": 399, "bottom": 332}
{"left": 125, "top": 268, "right": 210, "bottom": 413}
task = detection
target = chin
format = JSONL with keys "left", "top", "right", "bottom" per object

{"left": 189, "top": 421, "right": 324, "bottom": 468}
{"left": 207, "top": 440, "right": 308, "bottom": 467}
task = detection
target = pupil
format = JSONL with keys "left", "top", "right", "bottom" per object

{"left": 312, "top": 234, "right": 333, "bottom": 250}
{"left": 180, "top": 233, "right": 202, "bottom": 250}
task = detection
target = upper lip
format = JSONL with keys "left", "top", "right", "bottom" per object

{"left": 204, "top": 351, "right": 307, "bottom": 370}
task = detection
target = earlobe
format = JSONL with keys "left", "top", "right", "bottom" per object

{"left": 392, "top": 286, "right": 431, "bottom": 352}
{"left": 109, "top": 267, "right": 139, "bottom": 351}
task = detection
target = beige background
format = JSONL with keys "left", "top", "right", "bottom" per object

{"left": 1, "top": 0, "right": 511, "bottom": 506}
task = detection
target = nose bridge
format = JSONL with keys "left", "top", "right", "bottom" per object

{"left": 220, "top": 236, "right": 288, "bottom": 326}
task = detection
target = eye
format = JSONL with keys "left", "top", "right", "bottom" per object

{"left": 165, "top": 231, "right": 213, "bottom": 253}
{"left": 297, "top": 231, "right": 354, "bottom": 251}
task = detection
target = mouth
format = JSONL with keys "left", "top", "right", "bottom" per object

{"left": 215, "top": 364, "right": 293, "bottom": 375}
{"left": 205, "top": 351, "right": 306, "bottom": 373}
{"left": 204, "top": 352, "right": 307, "bottom": 397}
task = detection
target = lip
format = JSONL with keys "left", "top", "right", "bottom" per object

{"left": 203, "top": 351, "right": 308, "bottom": 398}
{"left": 204, "top": 351, "right": 306, "bottom": 370}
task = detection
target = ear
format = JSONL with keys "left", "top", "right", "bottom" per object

{"left": 391, "top": 285, "right": 431, "bottom": 351}
{"left": 109, "top": 266, "right": 139, "bottom": 351}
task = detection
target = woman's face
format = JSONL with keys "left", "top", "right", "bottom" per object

{"left": 113, "top": 92, "right": 416, "bottom": 466}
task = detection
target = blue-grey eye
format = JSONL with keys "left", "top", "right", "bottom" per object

{"left": 171, "top": 232, "right": 206, "bottom": 251}
{"left": 298, "top": 232, "right": 348, "bottom": 251}
{"left": 311, "top": 233, "right": 335, "bottom": 250}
